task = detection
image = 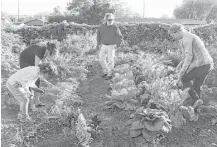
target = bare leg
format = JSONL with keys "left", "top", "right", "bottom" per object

{"left": 29, "top": 94, "right": 38, "bottom": 111}
{"left": 33, "top": 91, "right": 41, "bottom": 105}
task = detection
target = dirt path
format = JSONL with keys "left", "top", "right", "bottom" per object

{"left": 77, "top": 61, "right": 136, "bottom": 147}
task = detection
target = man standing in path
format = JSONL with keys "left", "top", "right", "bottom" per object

{"left": 19, "top": 42, "right": 57, "bottom": 110}
{"left": 96, "top": 13, "right": 123, "bottom": 80}
{"left": 169, "top": 23, "right": 214, "bottom": 107}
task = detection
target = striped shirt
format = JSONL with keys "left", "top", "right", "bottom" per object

{"left": 182, "top": 33, "right": 213, "bottom": 74}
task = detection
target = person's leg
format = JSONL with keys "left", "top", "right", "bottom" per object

{"left": 193, "top": 64, "right": 211, "bottom": 98}
{"left": 181, "top": 70, "right": 199, "bottom": 106}
{"left": 6, "top": 82, "right": 32, "bottom": 121}
{"left": 106, "top": 45, "right": 115, "bottom": 76}
{"left": 24, "top": 95, "right": 30, "bottom": 117}
{"left": 182, "top": 64, "right": 211, "bottom": 105}
{"left": 99, "top": 45, "right": 108, "bottom": 75}
{"left": 28, "top": 88, "right": 38, "bottom": 111}
{"left": 33, "top": 78, "right": 44, "bottom": 107}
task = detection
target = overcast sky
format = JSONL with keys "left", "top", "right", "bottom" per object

{"left": 1, "top": 0, "right": 183, "bottom": 18}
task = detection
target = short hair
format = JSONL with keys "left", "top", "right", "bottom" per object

{"left": 37, "top": 41, "right": 57, "bottom": 56}
{"left": 169, "top": 23, "right": 185, "bottom": 34}
{"left": 104, "top": 13, "right": 115, "bottom": 21}
{"left": 38, "top": 62, "right": 58, "bottom": 76}
{"left": 46, "top": 42, "right": 57, "bottom": 56}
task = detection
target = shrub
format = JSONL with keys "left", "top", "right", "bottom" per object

{"left": 8, "top": 22, "right": 217, "bottom": 53}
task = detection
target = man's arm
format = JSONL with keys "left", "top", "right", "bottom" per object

{"left": 179, "top": 40, "right": 193, "bottom": 76}
{"left": 116, "top": 26, "right": 123, "bottom": 48}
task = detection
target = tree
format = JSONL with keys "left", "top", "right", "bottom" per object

{"left": 173, "top": 0, "right": 215, "bottom": 20}
{"left": 53, "top": 6, "right": 64, "bottom": 15}
{"left": 66, "top": 0, "right": 126, "bottom": 25}
{"left": 206, "top": 5, "right": 217, "bottom": 23}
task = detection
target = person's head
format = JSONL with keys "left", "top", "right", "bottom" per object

{"left": 38, "top": 62, "right": 58, "bottom": 78}
{"left": 46, "top": 42, "right": 57, "bottom": 56}
{"left": 104, "top": 13, "right": 115, "bottom": 26}
{"left": 169, "top": 23, "right": 185, "bottom": 41}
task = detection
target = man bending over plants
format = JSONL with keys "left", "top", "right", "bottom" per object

{"left": 6, "top": 63, "right": 56, "bottom": 122}
{"left": 19, "top": 42, "right": 57, "bottom": 110}
{"left": 96, "top": 13, "right": 123, "bottom": 80}
{"left": 169, "top": 23, "right": 214, "bottom": 107}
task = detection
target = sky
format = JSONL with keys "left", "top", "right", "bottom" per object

{"left": 1, "top": 0, "right": 183, "bottom": 18}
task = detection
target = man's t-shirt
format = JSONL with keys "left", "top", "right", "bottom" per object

{"left": 19, "top": 45, "right": 46, "bottom": 68}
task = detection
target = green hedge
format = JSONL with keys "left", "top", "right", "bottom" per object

{"left": 8, "top": 22, "right": 217, "bottom": 52}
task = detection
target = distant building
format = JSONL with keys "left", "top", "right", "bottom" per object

{"left": 24, "top": 19, "right": 46, "bottom": 26}
{"left": 116, "top": 17, "right": 206, "bottom": 27}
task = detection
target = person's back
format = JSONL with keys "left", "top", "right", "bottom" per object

{"left": 20, "top": 45, "right": 46, "bottom": 67}
{"left": 7, "top": 66, "right": 40, "bottom": 88}
{"left": 186, "top": 32, "right": 213, "bottom": 73}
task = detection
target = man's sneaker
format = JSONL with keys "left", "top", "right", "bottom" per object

{"left": 17, "top": 112, "right": 25, "bottom": 120}
{"left": 35, "top": 103, "right": 46, "bottom": 108}
{"left": 20, "top": 116, "right": 35, "bottom": 123}
{"left": 180, "top": 106, "right": 198, "bottom": 121}
{"left": 104, "top": 75, "right": 113, "bottom": 80}
{"left": 106, "top": 87, "right": 112, "bottom": 98}
{"left": 185, "top": 106, "right": 199, "bottom": 122}
{"left": 179, "top": 106, "right": 190, "bottom": 119}
{"left": 30, "top": 105, "right": 39, "bottom": 112}
{"left": 193, "top": 99, "right": 203, "bottom": 112}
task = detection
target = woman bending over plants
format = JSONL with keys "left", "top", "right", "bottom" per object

{"left": 6, "top": 63, "right": 57, "bottom": 122}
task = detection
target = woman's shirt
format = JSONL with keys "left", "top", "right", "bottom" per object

{"left": 7, "top": 66, "right": 40, "bottom": 90}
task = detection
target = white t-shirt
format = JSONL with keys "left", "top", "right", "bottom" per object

{"left": 7, "top": 66, "right": 40, "bottom": 89}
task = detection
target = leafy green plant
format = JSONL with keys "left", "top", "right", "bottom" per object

{"left": 76, "top": 109, "right": 92, "bottom": 147}
{"left": 87, "top": 114, "right": 103, "bottom": 139}
{"left": 127, "top": 107, "right": 172, "bottom": 145}
{"left": 104, "top": 89, "right": 138, "bottom": 111}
